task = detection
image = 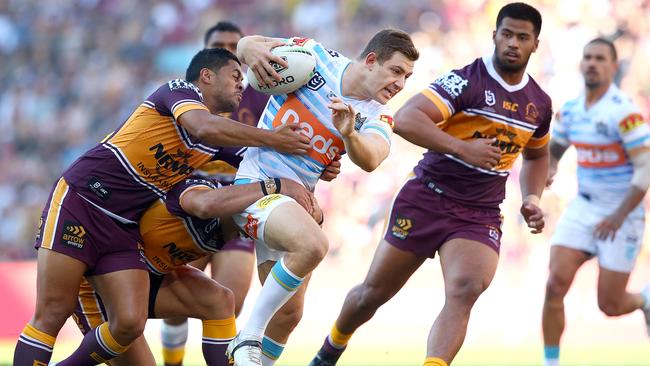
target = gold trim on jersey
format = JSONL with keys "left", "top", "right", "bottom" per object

{"left": 421, "top": 89, "right": 452, "bottom": 120}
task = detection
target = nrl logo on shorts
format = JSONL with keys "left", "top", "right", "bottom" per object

{"left": 354, "top": 113, "right": 367, "bottom": 131}
{"left": 391, "top": 217, "right": 412, "bottom": 240}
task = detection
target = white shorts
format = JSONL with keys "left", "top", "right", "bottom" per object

{"left": 550, "top": 195, "right": 645, "bottom": 273}
{"left": 232, "top": 194, "right": 295, "bottom": 265}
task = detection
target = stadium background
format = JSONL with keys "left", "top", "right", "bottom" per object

{"left": 1, "top": 0, "right": 649, "bottom": 364}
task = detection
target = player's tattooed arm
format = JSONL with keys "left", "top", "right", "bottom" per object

{"left": 394, "top": 94, "right": 500, "bottom": 170}
{"left": 179, "top": 110, "right": 310, "bottom": 155}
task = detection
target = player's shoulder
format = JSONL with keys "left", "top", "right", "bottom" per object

{"left": 524, "top": 75, "right": 552, "bottom": 108}
{"left": 431, "top": 57, "right": 481, "bottom": 95}
{"left": 605, "top": 85, "right": 640, "bottom": 116}
{"left": 148, "top": 79, "right": 203, "bottom": 102}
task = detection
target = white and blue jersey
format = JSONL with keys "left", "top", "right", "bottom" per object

{"left": 235, "top": 37, "right": 394, "bottom": 191}
{"left": 553, "top": 84, "right": 650, "bottom": 217}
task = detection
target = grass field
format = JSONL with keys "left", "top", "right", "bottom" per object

{"left": 4, "top": 253, "right": 650, "bottom": 365}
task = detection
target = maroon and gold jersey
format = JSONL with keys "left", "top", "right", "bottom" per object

{"left": 63, "top": 79, "right": 237, "bottom": 223}
{"left": 139, "top": 177, "right": 224, "bottom": 275}
{"left": 415, "top": 56, "right": 552, "bottom": 208}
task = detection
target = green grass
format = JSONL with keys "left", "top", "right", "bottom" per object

{"left": 3, "top": 341, "right": 649, "bottom": 365}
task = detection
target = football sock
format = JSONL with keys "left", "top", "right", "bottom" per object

{"left": 202, "top": 317, "right": 236, "bottom": 366}
{"left": 57, "top": 322, "right": 128, "bottom": 366}
{"left": 161, "top": 320, "right": 188, "bottom": 365}
{"left": 423, "top": 357, "right": 448, "bottom": 366}
{"left": 13, "top": 323, "right": 56, "bottom": 366}
{"left": 544, "top": 345, "right": 560, "bottom": 366}
{"left": 261, "top": 336, "right": 285, "bottom": 366}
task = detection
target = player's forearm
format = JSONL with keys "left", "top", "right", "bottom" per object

{"left": 611, "top": 186, "right": 646, "bottom": 219}
{"left": 189, "top": 184, "right": 265, "bottom": 219}
{"left": 193, "top": 115, "right": 272, "bottom": 148}
{"left": 520, "top": 146, "right": 549, "bottom": 201}
{"left": 395, "top": 109, "right": 463, "bottom": 156}
{"left": 342, "top": 132, "right": 388, "bottom": 172}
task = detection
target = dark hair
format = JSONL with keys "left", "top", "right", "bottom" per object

{"left": 496, "top": 2, "right": 543, "bottom": 37}
{"left": 358, "top": 28, "right": 419, "bottom": 64}
{"left": 185, "top": 48, "right": 240, "bottom": 82}
{"left": 586, "top": 37, "right": 618, "bottom": 62}
{"left": 204, "top": 21, "right": 243, "bottom": 46}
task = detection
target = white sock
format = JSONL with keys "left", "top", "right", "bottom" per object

{"left": 544, "top": 359, "right": 559, "bottom": 366}
{"left": 241, "top": 259, "right": 303, "bottom": 338}
{"left": 261, "top": 353, "right": 277, "bottom": 366}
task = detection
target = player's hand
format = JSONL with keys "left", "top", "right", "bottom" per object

{"left": 319, "top": 155, "right": 341, "bottom": 182}
{"left": 520, "top": 195, "right": 544, "bottom": 234}
{"left": 270, "top": 123, "right": 310, "bottom": 155}
{"left": 328, "top": 97, "right": 356, "bottom": 137}
{"left": 243, "top": 39, "right": 288, "bottom": 86}
{"left": 457, "top": 138, "right": 501, "bottom": 170}
{"left": 594, "top": 212, "right": 625, "bottom": 241}
{"left": 309, "top": 192, "right": 324, "bottom": 225}
{"left": 278, "top": 178, "right": 314, "bottom": 215}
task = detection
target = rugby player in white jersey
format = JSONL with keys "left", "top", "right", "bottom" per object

{"left": 226, "top": 30, "right": 419, "bottom": 366}
{"left": 542, "top": 38, "right": 650, "bottom": 366}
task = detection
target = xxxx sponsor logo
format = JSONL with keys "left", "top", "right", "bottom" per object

{"left": 62, "top": 221, "right": 87, "bottom": 249}
{"left": 257, "top": 194, "right": 282, "bottom": 209}
{"left": 391, "top": 217, "right": 412, "bottom": 239}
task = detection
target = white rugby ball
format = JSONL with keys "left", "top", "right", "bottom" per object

{"left": 247, "top": 45, "right": 316, "bottom": 95}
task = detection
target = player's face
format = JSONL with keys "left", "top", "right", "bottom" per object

{"left": 366, "top": 52, "right": 414, "bottom": 105}
{"left": 211, "top": 60, "right": 244, "bottom": 112}
{"left": 205, "top": 31, "right": 241, "bottom": 54}
{"left": 580, "top": 43, "right": 616, "bottom": 90}
{"left": 492, "top": 17, "right": 539, "bottom": 73}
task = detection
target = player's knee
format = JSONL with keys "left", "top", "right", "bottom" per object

{"left": 33, "top": 293, "right": 77, "bottom": 332}
{"left": 110, "top": 310, "right": 147, "bottom": 343}
{"left": 545, "top": 274, "right": 571, "bottom": 300}
{"left": 446, "top": 277, "right": 488, "bottom": 306}
{"left": 597, "top": 299, "right": 625, "bottom": 317}
{"left": 298, "top": 231, "right": 329, "bottom": 264}
{"left": 198, "top": 282, "right": 235, "bottom": 320}
{"left": 355, "top": 284, "right": 390, "bottom": 312}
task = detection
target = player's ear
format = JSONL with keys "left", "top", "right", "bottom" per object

{"left": 364, "top": 52, "right": 378, "bottom": 70}
{"left": 492, "top": 30, "right": 497, "bottom": 44}
{"left": 533, "top": 38, "right": 539, "bottom": 53}
{"left": 199, "top": 67, "right": 214, "bottom": 84}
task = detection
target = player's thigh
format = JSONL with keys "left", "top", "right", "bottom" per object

{"left": 263, "top": 200, "right": 326, "bottom": 252}
{"left": 597, "top": 267, "right": 632, "bottom": 305}
{"left": 548, "top": 245, "right": 590, "bottom": 284}
{"left": 34, "top": 248, "right": 87, "bottom": 323}
{"left": 153, "top": 266, "right": 233, "bottom": 319}
{"left": 211, "top": 248, "right": 255, "bottom": 296}
{"left": 438, "top": 238, "right": 499, "bottom": 299}
{"left": 596, "top": 215, "right": 644, "bottom": 273}
{"left": 108, "top": 335, "right": 156, "bottom": 366}
{"left": 361, "top": 239, "right": 426, "bottom": 300}
{"left": 189, "top": 255, "right": 211, "bottom": 271}
{"left": 88, "top": 269, "right": 150, "bottom": 329}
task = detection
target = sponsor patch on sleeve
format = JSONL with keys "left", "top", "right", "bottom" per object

{"left": 379, "top": 114, "right": 394, "bottom": 129}
{"left": 618, "top": 113, "right": 646, "bottom": 134}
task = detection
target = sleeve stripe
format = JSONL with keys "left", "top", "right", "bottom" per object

{"left": 421, "top": 89, "right": 452, "bottom": 120}
{"left": 527, "top": 133, "right": 550, "bottom": 148}
{"left": 361, "top": 125, "right": 391, "bottom": 141}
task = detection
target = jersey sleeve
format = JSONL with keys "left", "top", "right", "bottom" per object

{"left": 420, "top": 65, "right": 473, "bottom": 121}
{"left": 617, "top": 111, "right": 650, "bottom": 156}
{"left": 164, "top": 177, "right": 218, "bottom": 218}
{"left": 526, "top": 100, "right": 552, "bottom": 148}
{"left": 148, "top": 79, "right": 209, "bottom": 123}
{"left": 358, "top": 111, "right": 394, "bottom": 144}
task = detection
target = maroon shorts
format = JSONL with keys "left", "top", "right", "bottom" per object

{"left": 35, "top": 178, "right": 146, "bottom": 276}
{"left": 220, "top": 237, "right": 255, "bottom": 253}
{"left": 383, "top": 176, "right": 503, "bottom": 258}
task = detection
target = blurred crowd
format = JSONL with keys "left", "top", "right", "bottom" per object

{"left": 1, "top": 0, "right": 650, "bottom": 271}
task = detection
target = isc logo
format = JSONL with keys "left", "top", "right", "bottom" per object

{"left": 575, "top": 143, "right": 626, "bottom": 168}
{"left": 273, "top": 95, "right": 344, "bottom": 164}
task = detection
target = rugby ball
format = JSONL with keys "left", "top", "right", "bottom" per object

{"left": 247, "top": 45, "right": 316, "bottom": 95}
